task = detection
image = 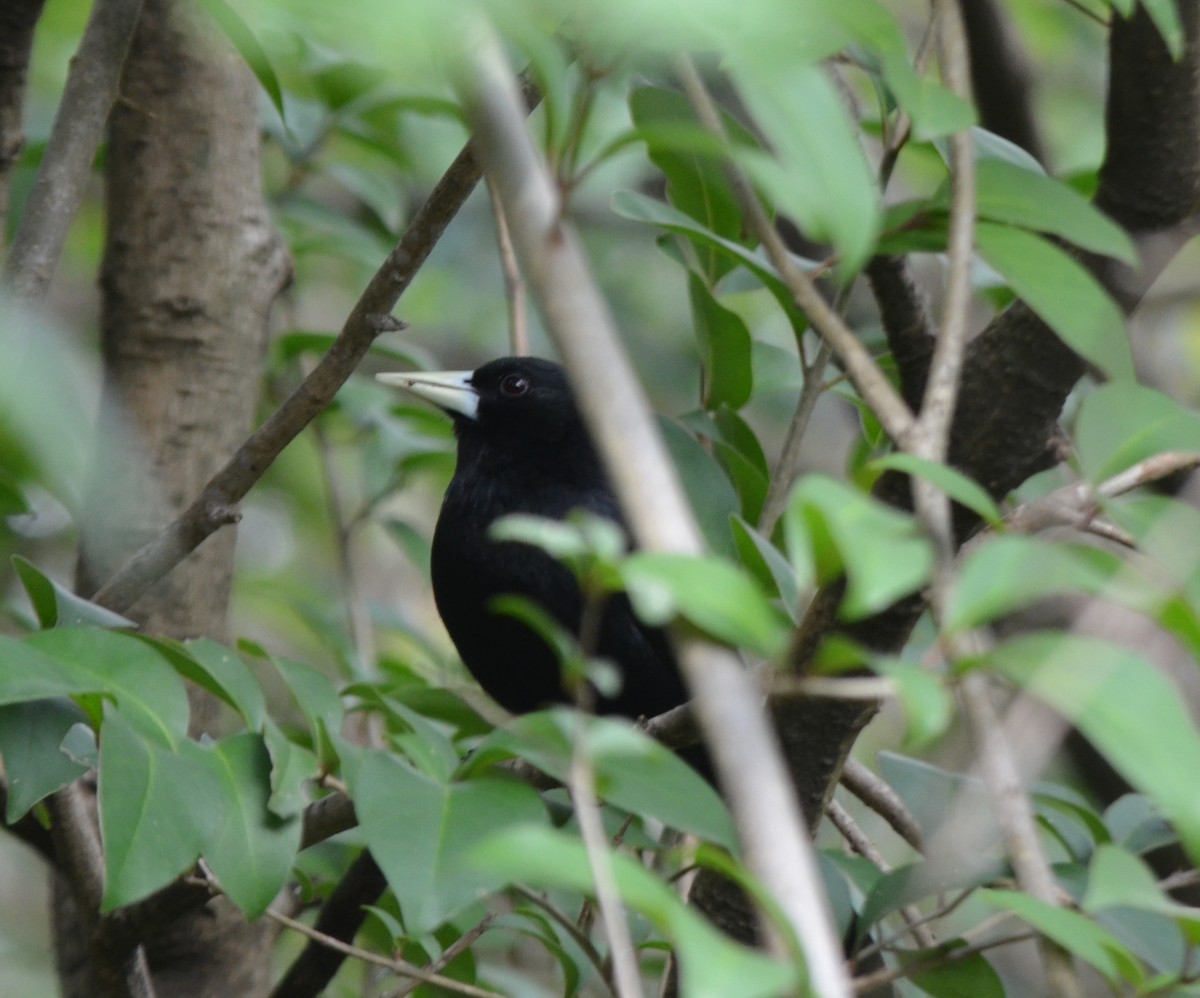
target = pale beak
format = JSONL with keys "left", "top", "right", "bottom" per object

{"left": 376, "top": 370, "right": 479, "bottom": 420}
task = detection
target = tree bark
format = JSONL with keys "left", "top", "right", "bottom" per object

{"left": 56, "top": 0, "right": 290, "bottom": 994}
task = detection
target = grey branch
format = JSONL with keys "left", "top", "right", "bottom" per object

{"left": 2, "top": 0, "right": 145, "bottom": 303}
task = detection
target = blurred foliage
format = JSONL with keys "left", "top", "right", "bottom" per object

{"left": 3, "top": 0, "right": 1200, "bottom": 996}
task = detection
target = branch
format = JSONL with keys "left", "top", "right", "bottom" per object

{"left": 456, "top": 27, "right": 851, "bottom": 996}
{"left": 838, "top": 758, "right": 924, "bottom": 853}
{"left": 675, "top": 57, "right": 916, "bottom": 450}
{"left": 269, "top": 850, "right": 387, "bottom": 998}
{"left": 47, "top": 784, "right": 158, "bottom": 998}
{"left": 265, "top": 905, "right": 502, "bottom": 998}
{"left": 0, "top": 0, "right": 47, "bottom": 252}
{"left": 1, "top": 0, "right": 145, "bottom": 303}
{"left": 89, "top": 77, "right": 540, "bottom": 614}
{"left": 956, "top": 0, "right": 1046, "bottom": 163}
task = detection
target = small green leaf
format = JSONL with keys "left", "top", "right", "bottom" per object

{"left": 262, "top": 720, "right": 319, "bottom": 819}
{"left": 905, "top": 947, "right": 1007, "bottom": 998}
{"left": 689, "top": 275, "right": 753, "bottom": 410}
{"left": 973, "top": 159, "right": 1137, "bottom": 264}
{"left": 99, "top": 711, "right": 221, "bottom": 910}
{"left": 783, "top": 475, "right": 934, "bottom": 619}
{"left": 630, "top": 86, "right": 748, "bottom": 284}
{"left": 350, "top": 752, "right": 548, "bottom": 935}
{"left": 946, "top": 536, "right": 1122, "bottom": 633}
{"left": 979, "top": 889, "right": 1143, "bottom": 985}
{"left": 196, "top": 0, "right": 286, "bottom": 122}
{"left": 471, "top": 825, "right": 797, "bottom": 998}
{"left": 476, "top": 710, "right": 736, "bottom": 849}
{"left": 0, "top": 700, "right": 90, "bottom": 821}
{"left": 983, "top": 632, "right": 1200, "bottom": 865}
{"left": 176, "top": 638, "right": 267, "bottom": 731}
{"left": 25, "top": 628, "right": 190, "bottom": 747}
{"left": 975, "top": 222, "right": 1133, "bottom": 381}
{"left": 1074, "top": 382, "right": 1200, "bottom": 483}
{"left": 867, "top": 454, "right": 1003, "bottom": 527}
{"left": 659, "top": 416, "right": 741, "bottom": 557}
{"left": 200, "top": 733, "right": 301, "bottom": 917}
{"left": 621, "top": 552, "right": 788, "bottom": 657}
{"left": 729, "top": 61, "right": 879, "bottom": 276}
{"left": 12, "top": 556, "right": 136, "bottom": 630}
{"left": 730, "top": 516, "right": 801, "bottom": 619}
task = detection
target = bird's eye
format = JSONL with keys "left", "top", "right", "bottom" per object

{"left": 499, "top": 373, "right": 531, "bottom": 398}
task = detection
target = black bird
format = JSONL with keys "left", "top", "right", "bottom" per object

{"left": 377, "top": 356, "right": 689, "bottom": 721}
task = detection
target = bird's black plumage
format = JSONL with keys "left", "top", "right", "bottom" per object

{"left": 379, "top": 357, "right": 688, "bottom": 720}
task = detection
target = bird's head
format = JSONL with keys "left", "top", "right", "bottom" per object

{"left": 377, "top": 356, "right": 586, "bottom": 446}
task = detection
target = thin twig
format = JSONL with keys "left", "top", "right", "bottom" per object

{"left": 387, "top": 913, "right": 497, "bottom": 998}
{"left": 2, "top": 0, "right": 145, "bottom": 302}
{"left": 759, "top": 340, "right": 833, "bottom": 536}
{"left": 265, "top": 906, "right": 503, "bottom": 998}
{"left": 512, "top": 884, "right": 613, "bottom": 985}
{"left": 909, "top": 0, "right": 976, "bottom": 567}
{"left": 853, "top": 922, "right": 1035, "bottom": 994}
{"left": 568, "top": 718, "right": 645, "bottom": 998}
{"left": 486, "top": 175, "right": 529, "bottom": 355}
{"left": 675, "top": 57, "right": 916, "bottom": 450}
{"left": 839, "top": 758, "right": 924, "bottom": 853}
{"left": 826, "top": 800, "right": 937, "bottom": 949}
{"left": 456, "top": 29, "right": 851, "bottom": 994}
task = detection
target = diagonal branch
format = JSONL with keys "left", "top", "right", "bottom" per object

{"left": 1, "top": 0, "right": 145, "bottom": 302}
{"left": 89, "top": 78, "right": 540, "bottom": 614}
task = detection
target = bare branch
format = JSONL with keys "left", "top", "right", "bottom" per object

{"left": 839, "top": 758, "right": 924, "bottom": 853}
{"left": 265, "top": 905, "right": 503, "bottom": 998}
{"left": 1, "top": 0, "right": 144, "bottom": 302}
{"left": 485, "top": 176, "right": 529, "bottom": 355}
{"left": 457, "top": 28, "right": 850, "bottom": 996}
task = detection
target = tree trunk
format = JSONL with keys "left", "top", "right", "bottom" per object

{"left": 58, "top": 0, "right": 290, "bottom": 994}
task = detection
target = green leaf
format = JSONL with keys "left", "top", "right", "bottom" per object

{"left": 200, "top": 734, "right": 301, "bottom": 917}
{"left": 270, "top": 655, "right": 344, "bottom": 765}
{"left": 867, "top": 453, "right": 1003, "bottom": 527}
{"left": 729, "top": 61, "right": 879, "bottom": 276}
{"left": 1074, "top": 382, "right": 1200, "bottom": 483}
{"left": 621, "top": 552, "right": 788, "bottom": 657}
{"left": 1140, "top": 0, "right": 1185, "bottom": 58}
{"left": 983, "top": 632, "right": 1200, "bottom": 865}
{"left": 975, "top": 222, "right": 1133, "bottom": 381}
{"left": 471, "top": 825, "right": 797, "bottom": 998}
{"left": 12, "top": 557, "right": 136, "bottom": 630}
{"left": 99, "top": 710, "right": 222, "bottom": 910}
{"left": 196, "top": 0, "right": 286, "bottom": 122}
{"left": 0, "top": 700, "right": 90, "bottom": 821}
{"left": 611, "top": 190, "right": 811, "bottom": 336}
{"left": 946, "top": 536, "right": 1121, "bottom": 633}
{"left": 262, "top": 720, "right": 319, "bottom": 819}
{"left": 477, "top": 710, "right": 736, "bottom": 849}
{"left": 176, "top": 638, "right": 266, "bottom": 731}
{"left": 659, "top": 416, "right": 741, "bottom": 557}
{"left": 1105, "top": 794, "right": 1176, "bottom": 856}
{"left": 1083, "top": 845, "right": 1200, "bottom": 939}
{"left": 877, "top": 752, "right": 991, "bottom": 843}
{"left": 24, "top": 628, "right": 190, "bottom": 747}
{"left": 350, "top": 752, "right": 548, "bottom": 935}
{"left": 858, "top": 857, "right": 1009, "bottom": 941}
{"left": 730, "top": 516, "right": 801, "bottom": 620}
{"left": 873, "top": 658, "right": 953, "bottom": 748}
{"left": 629, "top": 86, "right": 747, "bottom": 284}
{"left": 973, "top": 159, "right": 1137, "bottom": 264}
{"left": 688, "top": 275, "right": 753, "bottom": 410}
{"left": 783, "top": 475, "right": 934, "bottom": 619}
{"left": 905, "top": 947, "right": 1007, "bottom": 998}
{"left": 979, "top": 888, "right": 1143, "bottom": 985}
